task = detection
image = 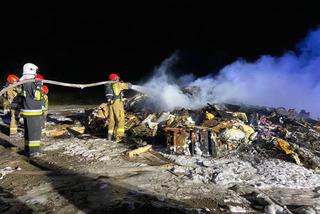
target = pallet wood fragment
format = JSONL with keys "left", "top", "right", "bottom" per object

{"left": 127, "top": 145, "right": 152, "bottom": 158}
{"left": 45, "top": 129, "right": 67, "bottom": 137}
{"left": 139, "top": 151, "right": 172, "bottom": 166}
{"left": 45, "top": 125, "right": 85, "bottom": 137}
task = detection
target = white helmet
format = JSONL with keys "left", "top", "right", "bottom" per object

{"left": 23, "top": 63, "right": 38, "bottom": 76}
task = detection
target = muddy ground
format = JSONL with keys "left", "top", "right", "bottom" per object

{"left": 0, "top": 105, "right": 319, "bottom": 213}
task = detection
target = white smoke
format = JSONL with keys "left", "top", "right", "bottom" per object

{"left": 142, "top": 54, "right": 192, "bottom": 110}
{"left": 142, "top": 28, "right": 320, "bottom": 118}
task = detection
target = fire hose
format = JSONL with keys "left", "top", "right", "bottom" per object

{"left": 0, "top": 79, "right": 150, "bottom": 97}
{"left": 0, "top": 79, "right": 117, "bottom": 97}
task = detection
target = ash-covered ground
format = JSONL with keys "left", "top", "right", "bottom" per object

{"left": 0, "top": 101, "right": 320, "bottom": 213}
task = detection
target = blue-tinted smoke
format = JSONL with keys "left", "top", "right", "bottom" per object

{"left": 143, "top": 28, "right": 320, "bottom": 118}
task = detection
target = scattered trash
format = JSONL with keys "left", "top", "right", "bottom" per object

{"left": 0, "top": 166, "right": 15, "bottom": 179}
{"left": 274, "top": 138, "right": 301, "bottom": 165}
{"left": 205, "top": 111, "right": 214, "bottom": 120}
{"left": 85, "top": 103, "right": 109, "bottom": 133}
{"left": 81, "top": 101, "right": 320, "bottom": 168}
{"left": 165, "top": 127, "right": 218, "bottom": 157}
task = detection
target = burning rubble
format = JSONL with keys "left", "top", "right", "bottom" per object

{"left": 86, "top": 87, "right": 320, "bottom": 170}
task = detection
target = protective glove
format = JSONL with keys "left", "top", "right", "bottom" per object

{"left": 127, "top": 82, "right": 133, "bottom": 89}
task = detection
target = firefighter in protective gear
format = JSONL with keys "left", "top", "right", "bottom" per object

{"left": 41, "top": 85, "right": 49, "bottom": 129}
{"left": 105, "top": 73, "right": 132, "bottom": 142}
{"left": 3, "top": 74, "right": 21, "bottom": 135}
{"left": 19, "top": 63, "right": 44, "bottom": 157}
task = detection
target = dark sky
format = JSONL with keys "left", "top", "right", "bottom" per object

{"left": 1, "top": 2, "right": 320, "bottom": 85}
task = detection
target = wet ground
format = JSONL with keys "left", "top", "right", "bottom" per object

{"left": 0, "top": 105, "right": 319, "bottom": 213}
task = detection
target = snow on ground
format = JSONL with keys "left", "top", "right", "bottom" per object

{"left": 162, "top": 153, "right": 320, "bottom": 189}
{"left": 43, "top": 138, "right": 127, "bottom": 162}
{"left": 43, "top": 137, "right": 320, "bottom": 190}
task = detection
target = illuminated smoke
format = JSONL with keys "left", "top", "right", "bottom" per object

{"left": 142, "top": 28, "right": 320, "bottom": 118}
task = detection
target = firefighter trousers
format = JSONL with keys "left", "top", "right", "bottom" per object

{"left": 108, "top": 99, "right": 125, "bottom": 139}
{"left": 24, "top": 115, "right": 42, "bottom": 157}
{"left": 42, "top": 111, "right": 48, "bottom": 130}
{"left": 10, "top": 109, "right": 18, "bottom": 135}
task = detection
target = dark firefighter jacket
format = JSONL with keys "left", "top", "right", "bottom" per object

{"left": 20, "top": 81, "right": 43, "bottom": 116}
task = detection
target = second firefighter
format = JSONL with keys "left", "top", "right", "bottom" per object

{"left": 105, "top": 73, "right": 132, "bottom": 142}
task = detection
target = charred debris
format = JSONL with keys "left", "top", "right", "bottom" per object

{"left": 81, "top": 89, "right": 320, "bottom": 170}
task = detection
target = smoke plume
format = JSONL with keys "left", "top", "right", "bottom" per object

{"left": 142, "top": 28, "right": 320, "bottom": 118}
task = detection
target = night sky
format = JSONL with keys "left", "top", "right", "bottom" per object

{"left": 1, "top": 2, "right": 319, "bottom": 101}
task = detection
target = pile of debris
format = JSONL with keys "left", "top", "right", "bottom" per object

{"left": 86, "top": 100, "right": 320, "bottom": 170}
{"left": 81, "top": 98, "right": 320, "bottom": 212}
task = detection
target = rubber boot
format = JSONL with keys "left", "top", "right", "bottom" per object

{"left": 116, "top": 136, "right": 123, "bottom": 143}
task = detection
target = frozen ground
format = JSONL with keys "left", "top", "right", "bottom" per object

{"left": 162, "top": 153, "right": 320, "bottom": 189}
{"left": 39, "top": 136, "right": 320, "bottom": 213}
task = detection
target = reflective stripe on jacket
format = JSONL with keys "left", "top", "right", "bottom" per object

{"left": 21, "top": 109, "right": 43, "bottom": 116}
{"left": 26, "top": 140, "right": 41, "bottom": 147}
